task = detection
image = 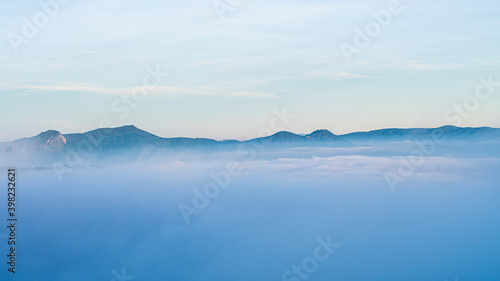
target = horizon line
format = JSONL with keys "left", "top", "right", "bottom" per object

{"left": 7, "top": 124, "right": 498, "bottom": 143}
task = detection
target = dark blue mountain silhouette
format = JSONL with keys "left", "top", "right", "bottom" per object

{"left": 341, "top": 125, "right": 500, "bottom": 143}
{"left": 2, "top": 125, "right": 500, "bottom": 157}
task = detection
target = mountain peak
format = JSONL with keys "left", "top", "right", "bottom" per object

{"left": 306, "top": 129, "right": 338, "bottom": 141}
{"left": 267, "top": 131, "right": 304, "bottom": 141}
{"left": 37, "top": 129, "right": 63, "bottom": 137}
{"left": 271, "top": 131, "right": 298, "bottom": 137}
{"left": 33, "top": 130, "right": 66, "bottom": 151}
{"left": 84, "top": 125, "right": 149, "bottom": 137}
{"left": 308, "top": 129, "right": 334, "bottom": 136}
{"left": 118, "top": 125, "right": 139, "bottom": 130}
{"left": 76, "top": 125, "right": 163, "bottom": 150}
{"left": 110, "top": 125, "right": 145, "bottom": 134}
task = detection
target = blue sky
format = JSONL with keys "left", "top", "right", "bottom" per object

{"left": 0, "top": 0, "right": 499, "bottom": 141}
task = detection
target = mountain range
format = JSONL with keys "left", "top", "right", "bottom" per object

{"left": 1, "top": 125, "right": 499, "bottom": 167}
{"left": 3, "top": 125, "right": 500, "bottom": 152}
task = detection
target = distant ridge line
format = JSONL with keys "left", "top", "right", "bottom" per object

{"left": 3, "top": 125, "right": 500, "bottom": 152}
{"left": 30, "top": 124, "right": 500, "bottom": 141}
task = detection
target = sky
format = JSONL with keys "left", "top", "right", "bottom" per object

{"left": 0, "top": 0, "right": 499, "bottom": 141}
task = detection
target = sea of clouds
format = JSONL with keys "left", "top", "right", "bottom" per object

{"left": 1, "top": 142, "right": 499, "bottom": 281}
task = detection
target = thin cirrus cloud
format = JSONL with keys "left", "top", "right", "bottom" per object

{"left": 0, "top": 83, "right": 279, "bottom": 98}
